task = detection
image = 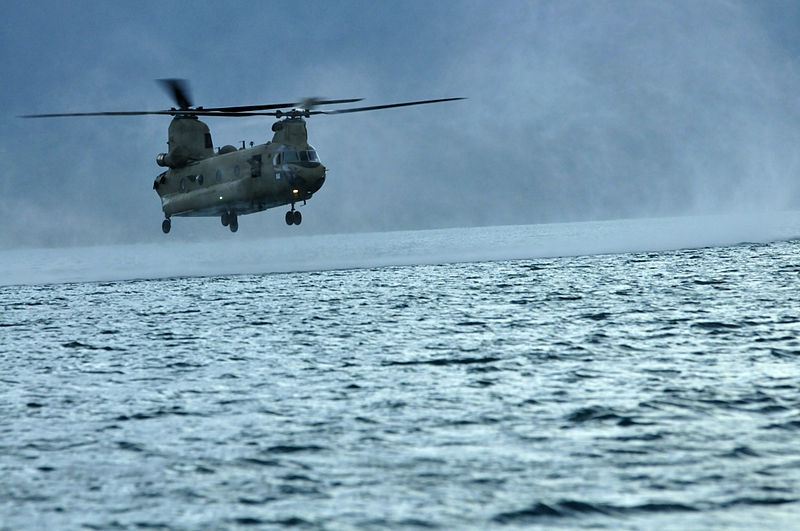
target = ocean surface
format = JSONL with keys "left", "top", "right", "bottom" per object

{"left": 3, "top": 214, "right": 800, "bottom": 529}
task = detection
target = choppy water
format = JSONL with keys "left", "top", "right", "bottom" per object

{"left": 3, "top": 222, "right": 800, "bottom": 529}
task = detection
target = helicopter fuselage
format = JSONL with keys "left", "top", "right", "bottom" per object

{"left": 152, "top": 117, "right": 325, "bottom": 229}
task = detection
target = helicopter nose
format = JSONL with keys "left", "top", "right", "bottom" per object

{"left": 296, "top": 163, "right": 326, "bottom": 193}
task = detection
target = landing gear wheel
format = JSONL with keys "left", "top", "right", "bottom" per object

{"left": 221, "top": 212, "right": 230, "bottom": 226}
{"left": 229, "top": 216, "right": 238, "bottom": 233}
{"left": 162, "top": 219, "right": 171, "bottom": 234}
{"left": 293, "top": 210, "right": 302, "bottom": 225}
{"left": 285, "top": 211, "right": 294, "bottom": 225}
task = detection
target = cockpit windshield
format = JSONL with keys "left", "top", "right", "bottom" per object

{"left": 300, "top": 150, "right": 319, "bottom": 162}
{"left": 275, "top": 149, "right": 319, "bottom": 165}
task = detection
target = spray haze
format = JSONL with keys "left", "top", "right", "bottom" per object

{"left": 443, "top": 2, "right": 800, "bottom": 221}
{"left": 1, "top": 1, "right": 799, "bottom": 249}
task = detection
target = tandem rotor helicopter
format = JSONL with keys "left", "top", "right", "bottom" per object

{"left": 22, "top": 79, "right": 463, "bottom": 233}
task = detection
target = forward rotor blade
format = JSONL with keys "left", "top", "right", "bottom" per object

{"left": 199, "top": 98, "right": 363, "bottom": 113}
{"left": 315, "top": 97, "right": 465, "bottom": 115}
{"left": 183, "top": 97, "right": 466, "bottom": 117}
{"left": 158, "top": 78, "right": 193, "bottom": 110}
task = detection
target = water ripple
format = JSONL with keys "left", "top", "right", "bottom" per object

{"left": 3, "top": 239, "right": 800, "bottom": 528}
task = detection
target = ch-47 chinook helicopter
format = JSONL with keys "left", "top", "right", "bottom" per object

{"left": 22, "top": 79, "right": 463, "bottom": 234}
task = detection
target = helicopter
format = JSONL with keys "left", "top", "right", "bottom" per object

{"left": 22, "top": 79, "right": 463, "bottom": 234}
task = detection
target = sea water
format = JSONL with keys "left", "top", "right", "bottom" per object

{"left": 2, "top": 215, "right": 800, "bottom": 529}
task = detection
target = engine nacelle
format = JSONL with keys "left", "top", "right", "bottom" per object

{"left": 156, "top": 147, "right": 189, "bottom": 168}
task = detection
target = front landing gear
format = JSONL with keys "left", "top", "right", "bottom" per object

{"left": 162, "top": 218, "right": 171, "bottom": 234}
{"left": 285, "top": 209, "right": 302, "bottom": 226}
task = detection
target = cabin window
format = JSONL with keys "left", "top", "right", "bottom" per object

{"left": 180, "top": 178, "right": 186, "bottom": 192}
{"left": 197, "top": 174, "right": 204, "bottom": 185}
{"left": 234, "top": 165, "right": 240, "bottom": 177}
{"left": 216, "top": 169, "right": 222, "bottom": 183}
{"left": 284, "top": 151, "right": 299, "bottom": 163}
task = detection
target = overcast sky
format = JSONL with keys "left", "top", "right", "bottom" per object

{"left": 3, "top": 1, "right": 800, "bottom": 248}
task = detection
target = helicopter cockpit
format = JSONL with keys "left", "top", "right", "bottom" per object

{"left": 274, "top": 148, "right": 321, "bottom": 167}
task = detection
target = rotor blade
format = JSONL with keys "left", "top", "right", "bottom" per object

{"left": 19, "top": 109, "right": 284, "bottom": 118}
{"left": 314, "top": 97, "right": 465, "bottom": 114}
{"left": 157, "top": 78, "right": 193, "bottom": 109}
{"left": 199, "top": 98, "right": 363, "bottom": 113}
{"left": 20, "top": 110, "right": 193, "bottom": 118}
{"left": 184, "top": 97, "right": 466, "bottom": 117}
{"left": 20, "top": 98, "right": 465, "bottom": 119}
{"left": 183, "top": 111, "right": 281, "bottom": 117}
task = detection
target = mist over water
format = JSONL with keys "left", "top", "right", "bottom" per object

{"left": 2, "top": 212, "right": 800, "bottom": 287}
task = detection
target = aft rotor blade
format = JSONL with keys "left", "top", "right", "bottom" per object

{"left": 157, "top": 78, "right": 193, "bottom": 110}
{"left": 314, "top": 97, "right": 465, "bottom": 114}
{"left": 20, "top": 110, "right": 284, "bottom": 118}
{"left": 20, "top": 110, "right": 194, "bottom": 118}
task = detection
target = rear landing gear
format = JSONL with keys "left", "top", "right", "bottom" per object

{"left": 162, "top": 218, "right": 171, "bottom": 234}
{"left": 285, "top": 209, "right": 302, "bottom": 225}
{"left": 222, "top": 211, "right": 238, "bottom": 232}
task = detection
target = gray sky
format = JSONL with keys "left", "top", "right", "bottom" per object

{"left": 3, "top": 0, "right": 800, "bottom": 248}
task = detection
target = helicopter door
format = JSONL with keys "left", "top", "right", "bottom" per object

{"left": 274, "top": 152, "right": 282, "bottom": 180}
{"left": 249, "top": 155, "right": 262, "bottom": 178}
